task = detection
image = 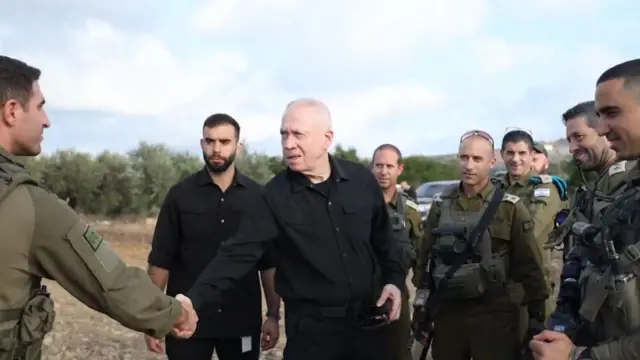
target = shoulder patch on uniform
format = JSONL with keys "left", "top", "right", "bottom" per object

{"left": 405, "top": 199, "right": 419, "bottom": 212}
{"left": 609, "top": 161, "right": 626, "bottom": 176}
{"left": 537, "top": 174, "right": 553, "bottom": 184}
{"left": 534, "top": 188, "right": 551, "bottom": 198}
{"left": 83, "top": 226, "right": 104, "bottom": 252}
{"left": 502, "top": 193, "right": 520, "bottom": 204}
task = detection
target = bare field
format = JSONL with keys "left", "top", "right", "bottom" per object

{"left": 40, "top": 219, "right": 284, "bottom": 360}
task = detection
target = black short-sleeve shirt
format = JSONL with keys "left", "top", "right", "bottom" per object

{"left": 148, "top": 167, "right": 274, "bottom": 338}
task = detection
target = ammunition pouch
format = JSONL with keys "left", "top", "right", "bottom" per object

{"left": 433, "top": 254, "right": 507, "bottom": 299}
{"left": 0, "top": 286, "right": 56, "bottom": 358}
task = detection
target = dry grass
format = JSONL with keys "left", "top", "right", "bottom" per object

{"left": 41, "top": 218, "right": 284, "bottom": 360}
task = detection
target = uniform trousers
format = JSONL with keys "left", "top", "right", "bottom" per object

{"left": 165, "top": 334, "right": 260, "bottom": 360}
{"left": 383, "top": 286, "right": 412, "bottom": 360}
{"left": 431, "top": 300, "right": 519, "bottom": 360}
{"left": 282, "top": 307, "right": 394, "bottom": 360}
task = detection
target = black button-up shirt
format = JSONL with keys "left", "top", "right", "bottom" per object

{"left": 186, "top": 156, "right": 406, "bottom": 313}
{"left": 148, "top": 168, "right": 274, "bottom": 338}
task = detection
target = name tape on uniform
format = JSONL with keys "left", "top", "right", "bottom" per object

{"left": 534, "top": 188, "right": 551, "bottom": 198}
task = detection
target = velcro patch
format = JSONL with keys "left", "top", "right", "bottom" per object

{"left": 538, "top": 175, "right": 553, "bottom": 184}
{"left": 502, "top": 194, "right": 520, "bottom": 204}
{"left": 405, "top": 199, "right": 419, "bottom": 212}
{"left": 523, "top": 220, "right": 534, "bottom": 232}
{"left": 609, "top": 161, "right": 626, "bottom": 176}
{"left": 83, "top": 226, "right": 104, "bottom": 251}
{"left": 534, "top": 188, "right": 551, "bottom": 198}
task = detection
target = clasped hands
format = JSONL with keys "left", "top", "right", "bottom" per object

{"left": 144, "top": 294, "right": 198, "bottom": 354}
{"left": 172, "top": 294, "right": 198, "bottom": 338}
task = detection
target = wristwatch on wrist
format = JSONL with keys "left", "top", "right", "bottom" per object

{"left": 266, "top": 311, "right": 280, "bottom": 321}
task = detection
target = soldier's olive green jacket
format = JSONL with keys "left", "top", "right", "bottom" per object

{"left": 568, "top": 160, "right": 637, "bottom": 224}
{"left": 415, "top": 181, "right": 549, "bottom": 307}
{"left": 0, "top": 148, "right": 182, "bottom": 360}
{"left": 577, "top": 161, "right": 640, "bottom": 360}
{"left": 387, "top": 192, "right": 424, "bottom": 287}
{"left": 499, "top": 170, "right": 564, "bottom": 246}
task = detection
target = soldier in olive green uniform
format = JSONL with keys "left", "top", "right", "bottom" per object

{"left": 0, "top": 55, "right": 196, "bottom": 360}
{"left": 531, "top": 59, "right": 640, "bottom": 360}
{"left": 545, "top": 100, "right": 636, "bottom": 344}
{"left": 498, "top": 130, "right": 564, "bottom": 330}
{"left": 416, "top": 131, "right": 548, "bottom": 360}
{"left": 371, "top": 144, "right": 423, "bottom": 360}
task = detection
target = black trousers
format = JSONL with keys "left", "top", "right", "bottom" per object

{"left": 165, "top": 334, "right": 260, "bottom": 360}
{"left": 282, "top": 311, "right": 394, "bottom": 360}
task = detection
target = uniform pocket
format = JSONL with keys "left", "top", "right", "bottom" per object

{"left": 19, "top": 293, "right": 56, "bottom": 345}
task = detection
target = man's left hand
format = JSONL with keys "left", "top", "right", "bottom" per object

{"left": 261, "top": 317, "right": 280, "bottom": 350}
{"left": 376, "top": 284, "right": 401, "bottom": 321}
{"left": 529, "top": 330, "right": 574, "bottom": 360}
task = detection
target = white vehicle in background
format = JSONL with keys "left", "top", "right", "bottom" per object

{"left": 415, "top": 180, "right": 459, "bottom": 220}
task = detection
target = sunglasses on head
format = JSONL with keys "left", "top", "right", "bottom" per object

{"left": 460, "top": 130, "right": 495, "bottom": 146}
{"left": 504, "top": 127, "right": 533, "bottom": 136}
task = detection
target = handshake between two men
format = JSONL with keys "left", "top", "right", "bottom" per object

{"left": 145, "top": 294, "right": 199, "bottom": 353}
{"left": 171, "top": 294, "right": 199, "bottom": 338}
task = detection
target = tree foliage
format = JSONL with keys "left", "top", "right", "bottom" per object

{"left": 20, "top": 141, "right": 572, "bottom": 218}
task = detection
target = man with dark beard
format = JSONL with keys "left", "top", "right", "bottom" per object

{"left": 544, "top": 100, "right": 636, "bottom": 344}
{"left": 144, "top": 114, "right": 281, "bottom": 360}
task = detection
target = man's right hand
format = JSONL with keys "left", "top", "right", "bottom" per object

{"left": 171, "top": 294, "right": 198, "bottom": 338}
{"left": 144, "top": 335, "right": 164, "bottom": 353}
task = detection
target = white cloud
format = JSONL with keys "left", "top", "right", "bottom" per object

{"left": 573, "top": 44, "right": 627, "bottom": 80}
{"left": 192, "top": 0, "right": 488, "bottom": 66}
{"left": 328, "top": 84, "right": 446, "bottom": 143}
{"left": 338, "top": 0, "right": 487, "bottom": 64}
{"left": 473, "top": 37, "right": 555, "bottom": 74}
{"left": 192, "top": 0, "right": 298, "bottom": 35}
{"left": 528, "top": 0, "right": 606, "bottom": 11}
{"left": 18, "top": 19, "right": 249, "bottom": 117}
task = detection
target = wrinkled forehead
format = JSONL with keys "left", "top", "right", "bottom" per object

{"left": 503, "top": 141, "right": 530, "bottom": 153}
{"left": 373, "top": 148, "right": 400, "bottom": 164}
{"left": 281, "top": 106, "right": 325, "bottom": 133}
{"left": 459, "top": 137, "right": 493, "bottom": 159}
{"left": 595, "top": 78, "right": 628, "bottom": 111}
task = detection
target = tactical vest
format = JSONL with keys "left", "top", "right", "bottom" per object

{"left": 430, "top": 187, "right": 508, "bottom": 299}
{"left": 578, "top": 181, "right": 640, "bottom": 348}
{"left": 0, "top": 162, "right": 56, "bottom": 360}
{"left": 554, "top": 162, "right": 633, "bottom": 253}
{"left": 387, "top": 192, "right": 412, "bottom": 267}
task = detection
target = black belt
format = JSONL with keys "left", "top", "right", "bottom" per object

{"left": 285, "top": 300, "right": 367, "bottom": 318}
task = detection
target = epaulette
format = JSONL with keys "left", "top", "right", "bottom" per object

{"left": 609, "top": 161, "right": 627, "bottom": 176}
{"left": 404, "top": 198, "right": 419, "bottom": 212}
{"left": 502, "top": 193, "right": 520, "bottom": 204}
{"left": 537, "top": 174, "right": 553, "bottom": 184}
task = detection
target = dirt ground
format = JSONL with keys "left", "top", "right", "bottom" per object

{"left": 40, "top": 220, "right": 284, "bottom": 360}
{"left": 39, "top": 219, "right": 425, "bottom": 360}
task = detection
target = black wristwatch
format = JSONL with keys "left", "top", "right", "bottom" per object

{"left": 266, "top": 311, "right": 281, "bottom": 321}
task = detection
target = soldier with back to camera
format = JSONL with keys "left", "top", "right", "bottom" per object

{"left": 0, "top": 56, "right": 198, "bottom": 360}
{"left": 530, "top": 59, "right": 640, "bottom": 360}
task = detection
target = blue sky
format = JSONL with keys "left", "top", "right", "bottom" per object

{"left": 1, "top": 0, "right": 638, "bottom": 157}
